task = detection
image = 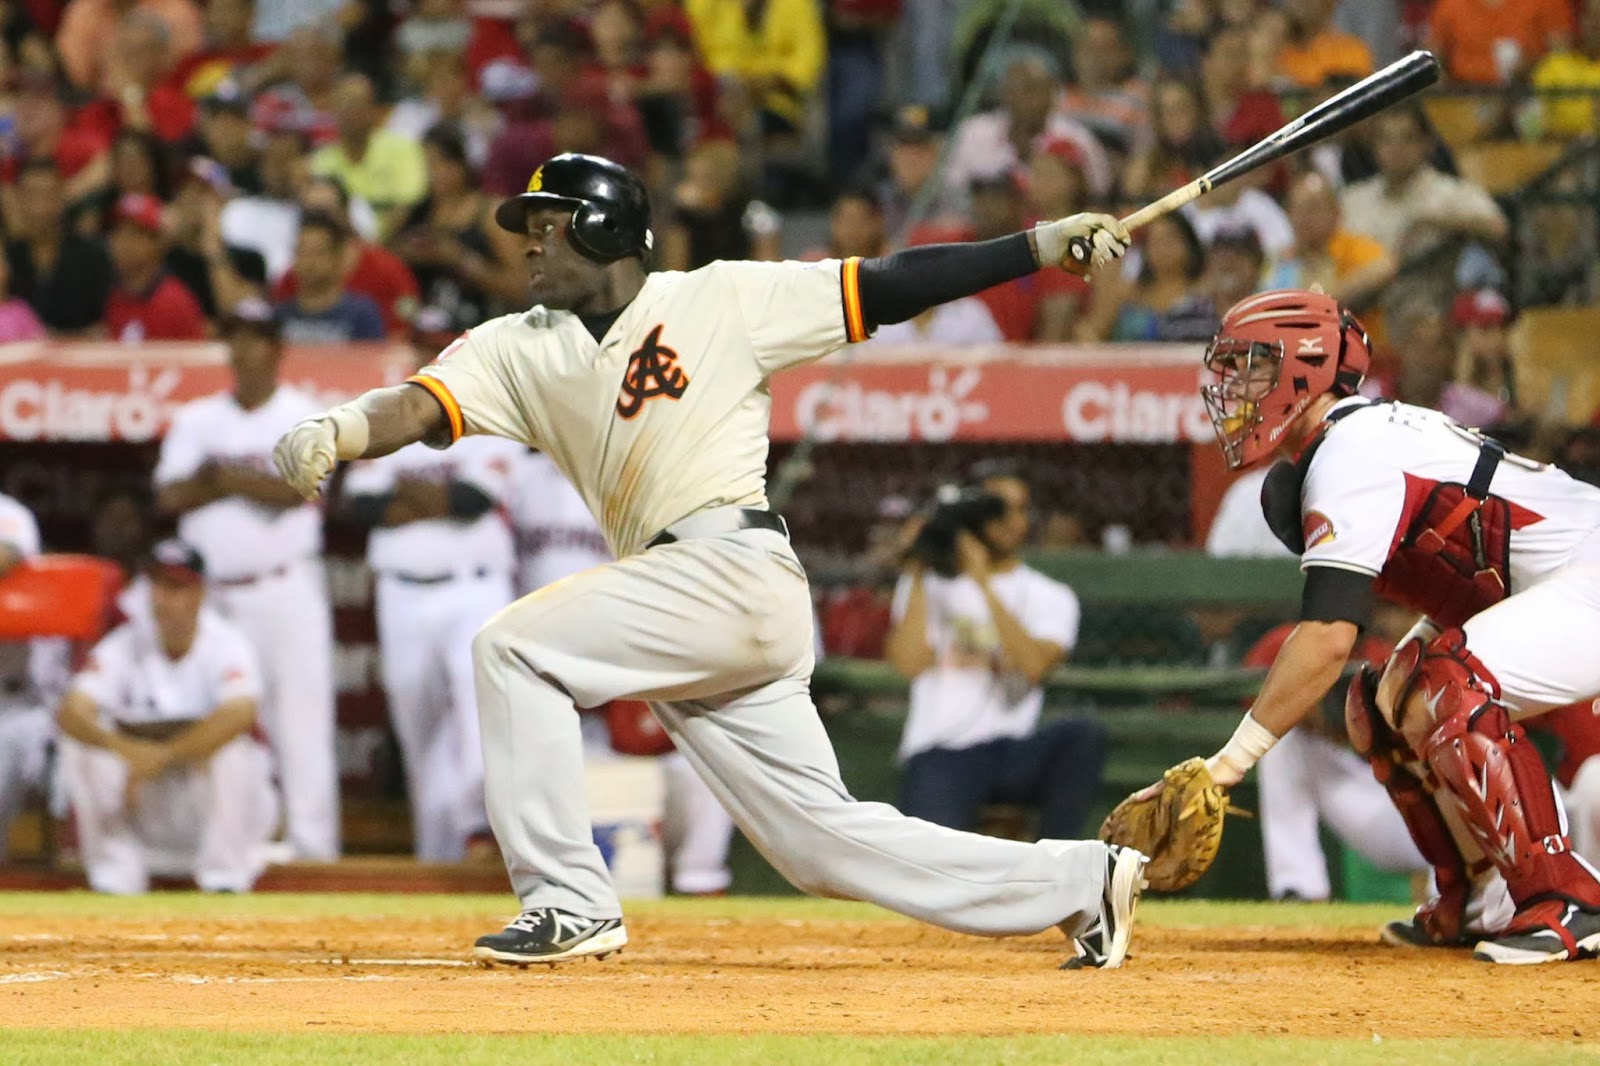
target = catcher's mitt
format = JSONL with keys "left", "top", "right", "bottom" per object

{"left": 1099, "top": 757, "right": 1246, "bottom": 892}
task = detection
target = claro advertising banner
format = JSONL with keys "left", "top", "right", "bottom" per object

{"left": 0, "top": 341, "right": 1212, "bottom": 443}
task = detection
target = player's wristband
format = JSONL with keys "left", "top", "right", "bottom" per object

{"left": 326, "top": 404, "right": 370, "bottom": 461}
{"left": 1206, "top": 712, "right": 1279, "bottom": 785}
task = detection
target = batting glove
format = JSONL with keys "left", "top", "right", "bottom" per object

{"left": 1033, "top": 213, "right": 1131, "bottom": 276}
{"left": 273, "top": 417, "right": 338, "bottom": 500}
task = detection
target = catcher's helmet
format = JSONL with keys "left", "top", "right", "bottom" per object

{"left": 1201, "top": 289, "right": 1370, "bottom": 470}
{"left": 494, "top": 153, "right": 653, "bottom": 263}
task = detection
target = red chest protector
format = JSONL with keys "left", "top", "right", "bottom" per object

{"left": 1261, "top": 402, "right": 1511, "bottom": 628}
{"left": 1372, "top": 437, "right": 1510, "bottom": 629}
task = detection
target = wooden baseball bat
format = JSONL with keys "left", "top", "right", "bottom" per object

{"left": 1064, "top": 50, "right": 1442, "bottom": 268}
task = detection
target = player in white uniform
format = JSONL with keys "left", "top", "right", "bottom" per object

{"left": 55, "top": 540, "right": 277, "bottom": 893}
{"left": 341, "top": 320, "right": 523, "bottom": 862}
{"left": 154, "top": 299, "right": 340, "bottom": 860}
{"left": 0, "top": 494, "right": 70, "bottom": 860}
{"left": 1181, "top": 289, "right": 1600, "bottom": 964}
{"left": 273, "top": 152, "right": 1147, "bottom": 968}
{"left": 510, "top": 449, "right": 613, "bottom": 595}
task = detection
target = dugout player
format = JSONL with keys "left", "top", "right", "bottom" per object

{"left": 155, "top": 298, "right": 340, "bottom": 860}
{"left": 340, "top": 313, "right": 523, "bottom": 862}
{"left": 273, "top": 152, "right": 1147, "bottom": 969}
{"left": 56, "top": 540, "right": 278, "bottom": 894}
{"left": 1187, "top": 288, "right": 1600, "bottom": 964}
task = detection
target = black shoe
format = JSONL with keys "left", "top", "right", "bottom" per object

{"left": 1379, "top": 917, "right": 1469, "bottom": 949}
{"left": 1061, "top": 844, "right": 1148, "bottom": 970}
{"left": 473, "top": 908, "right": 628, "bottom": 966}
{"left": 1472, "top": 902, "right": 1600, "bottom": 965}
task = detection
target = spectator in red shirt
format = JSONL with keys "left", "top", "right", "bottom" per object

{"left": 73, "top": 11, "right": 199, "bottom": 144}
{"left": 105, "top": 192, "right": 208, "bottom": 342}
{"left": 967, "top": 173, "right": 1067, "bottom": 343}
{"left": 1201, "top": 26, "right": 1286, "bottom": 150}
{"left": 1022, "top": 136, "right": 1092, "bottom": 341}
{"left": 271, "top": 176, "right": 418, "bottom": 336}
{"left": 7, "top": 75, "right": 113, "bottom": 191}
{"left": 250, "top": 25, "right": 339, "bottom": 146}
{"left": 165, "top": 0, "right": 277, "bottom": 99}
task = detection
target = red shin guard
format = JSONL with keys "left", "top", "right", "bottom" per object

{"left": 1412, "top": 635, "right": 1600, "bottom": 912}
{"left": 1346, "top": 666, "right": 1480, "bottom": 941}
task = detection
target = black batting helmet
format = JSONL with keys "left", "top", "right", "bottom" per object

{"left": 494, "top": 153, "right": 653, "bottom": 263}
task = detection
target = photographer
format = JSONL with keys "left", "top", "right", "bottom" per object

{"left": 883, "top": 465, "right": 1108, "bottom": 839}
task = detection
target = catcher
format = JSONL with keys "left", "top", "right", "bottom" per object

{"left": 1104, "top": 289, "right": 1600, "bottom": 964}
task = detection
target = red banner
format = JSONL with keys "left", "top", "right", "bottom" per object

{"left": 0, "top": 341, "right": 1215, "bottom": 443}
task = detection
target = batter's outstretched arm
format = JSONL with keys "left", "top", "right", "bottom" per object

{"left": 273, "top": 384, "right": 446, "bottom": 501}
{"left": 856, "top": 214, "right": 1128, "bottom": 329}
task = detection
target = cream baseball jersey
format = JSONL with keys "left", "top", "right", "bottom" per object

{"left": 342, "top": 436, "right": 522, "bottom": 576}
{"left": 408, "top": 259, "right": 868, "bottom": 557}
{"left": 73, "top": 610, "right": 262, "bottom": 726}
{"left": 154, "top": 388, "right": 326, "bottom": 580}
{"left": 1299, "top": 398, "right": 1600, "bottom": 591}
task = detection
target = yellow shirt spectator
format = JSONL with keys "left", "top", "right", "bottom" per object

{"left": 310, "top": 131, "right": 428, "bottom": 241}
{"left": 1277, "top": 29, "right": 1375, "bottom": 89}
{"left": 687, "top": 0, "right": 826, "bottom": 127}
{"left": 1534, "top": 50, "right": 1600, "bottom": 138}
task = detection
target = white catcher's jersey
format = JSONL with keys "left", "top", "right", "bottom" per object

{"left": 73, "top": 610, "right": 262, "bottom": 727}
{"left": 409, "top": 258, "right": 867, "bottom": 557}
{"left": 154, "top": 388, "right": 326, "bottom": 580}
{"left": 343, "top": 436, "right": 522, "bottom": 576}
{"left": 1299, "top": 399, "right": 1600, "bottom": 591}
{"left": 509, "top": 450, "right": 611, "bottom": 593}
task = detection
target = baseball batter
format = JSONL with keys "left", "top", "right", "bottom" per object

{"left": 155, "top": 300, "right": 340, "bottom": 860}
{"left": 1187, "top": 289, "right": 1600, "bottom": 964}
{"left": 274, "top": 152, "right": 1146, "bottom": 967}
{"left": 341, "top": 390, "right": 522, "bottom": 863}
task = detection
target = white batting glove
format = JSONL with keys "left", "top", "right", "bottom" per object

{"left": 273, "top": 417, "right": 338, "bottom": 501}
{"left": 1033, "top": 213, "right": 1131, "bottom": 276}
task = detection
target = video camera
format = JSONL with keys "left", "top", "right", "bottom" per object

{"left": 905, "top": 483, "right": 1007, "bottom": 578}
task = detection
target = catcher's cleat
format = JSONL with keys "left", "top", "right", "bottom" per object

{"left": 473, "top": 908, "right": 628, "bottom": 966}
{"left": 1061, "top": 844, "right": 1148, "bottom": 970}
{"left": 1472, "top": 901, "right": 1600, "bottom": 965}
{"left": 1379, "top": 917, "right": 1470, "bottom": 949}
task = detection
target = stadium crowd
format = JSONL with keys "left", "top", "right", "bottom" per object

{"left": 3, "top": 0, "right": 1600, "bottom": 893}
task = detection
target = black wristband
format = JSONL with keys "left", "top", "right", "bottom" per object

{"left": 1300, "top": 565, "right": 1375, "bottom": 627}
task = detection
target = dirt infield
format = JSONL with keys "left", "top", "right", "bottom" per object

{"left": 2, "top": 902, "right": 1596, "bottom": 1040}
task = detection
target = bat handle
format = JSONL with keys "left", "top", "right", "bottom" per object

{"left": 1064, "top": 235, "right": 1094, "bottom": 272}
{"left": 1058, "top": 180, "right": 1213, "bottom": 273}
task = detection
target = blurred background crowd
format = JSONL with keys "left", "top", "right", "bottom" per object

{"left": 3, "top": 0, "right": 1600, "bottom": 901}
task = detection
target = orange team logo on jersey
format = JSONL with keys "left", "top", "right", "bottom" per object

{"left": 616, "top": 324, "right": 690, "bottom": 419}
{"left": 1302, "top": 510, "right": 1336, "bottom": 548}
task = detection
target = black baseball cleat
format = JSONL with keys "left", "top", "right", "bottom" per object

{"left": 473, "top": 908, "right": 628, "bottom": 966}
{"left": 1472, "top": 902, "right": 1600, "bottom": 965}
{"left": 1379, "top": 917, "right": 1470, "bottom": 949}
{"left": 1061, "top": 844, "right": 1148, "bottom": 970}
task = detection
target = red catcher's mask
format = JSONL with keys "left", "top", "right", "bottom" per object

{"left": 1201, "top": 289, "right": 1371, "bottom": 469}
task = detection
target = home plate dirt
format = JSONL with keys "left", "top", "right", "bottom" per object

{"left": 0, "top": 910, "right": 1594, "bottom": 1039}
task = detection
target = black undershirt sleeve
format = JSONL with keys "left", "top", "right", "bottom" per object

{"left": 855, "top": 233, "right": 1038, "bottom": 328}
{"left": 1300, "top": 565, "right": 1376, "bottom": 628}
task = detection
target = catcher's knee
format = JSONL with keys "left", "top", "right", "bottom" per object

{"left": 1379, "top": 626, "right": 1500, "bottom": 747}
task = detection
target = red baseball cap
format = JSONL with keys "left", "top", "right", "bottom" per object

{"left": 113, "top": 192, "right": 165, "bottom": 236}
{"left": 1451, "top": 288, "right": 1510, "bottom": 328}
